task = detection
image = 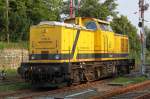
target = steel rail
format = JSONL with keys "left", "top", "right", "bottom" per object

{"left": 91, "top": 80, "right": 150, "bottom": 99}
{"left": 18, "top": 80, "right": 107, "bottom": 99}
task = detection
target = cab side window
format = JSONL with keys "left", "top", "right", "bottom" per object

{"left": 100, "top": 24, "right": 107, "bottom": 31}
{"left": 85, "top": 21, "right": 97, "bottom": 30}
{"left": 99, "top": 23, "right": 113, "bottom": 32}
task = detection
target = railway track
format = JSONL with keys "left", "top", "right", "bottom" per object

{"left": 0, "top": 79, "right": 108, "bottom": 99}
{"left": 0, "top": 89, "right": 33, "bottom": 98}
{"left": 111, "top": 87, "right": 150, "bottom": 99}
{"left": 135, "top": 92, "right": 150, "bottom": 99}
{"left": 1, "top": 79, "right": 150, "bottom": 99}
{"left": 0, "top": 75, "right": 23, "bottom": 86}
{"left": 92, "top": 80, "right": 150, "bottom": 99}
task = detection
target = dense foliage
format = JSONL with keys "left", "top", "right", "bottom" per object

{"left": 0, "top": 0, "right": 62, "bottom": 42}
{"left": 63, "top": 0, "right": 118, "bottom": 20}
{"left": 145, "top": 26, "right": 150, "bottom": 51}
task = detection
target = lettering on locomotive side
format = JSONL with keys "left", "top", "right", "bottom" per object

{"left": 38, "top": 41, "right": 53, "bottom": 43}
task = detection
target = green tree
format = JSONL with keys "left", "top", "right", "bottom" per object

{"left": 0, "top": 0, "right": 63, "bottom": 42}
{"left": 145, "top": 26, "right": 150, "bottom": 51}
{"left": 26, "top": 0, "right": 62, "bottom": 24}
{"left": 0, "top": 0, "right": 5, "bottom": 40}
{"left": 63, "top": 0, "right": 117, "bottom": 20}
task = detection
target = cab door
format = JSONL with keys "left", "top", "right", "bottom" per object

{"left": 99, "top": 24, "right": 108, "bottom": 54}
{"left": 84, "top": 21, "right": 99, "bottom": 55}
{"left": 99, "top": 23, "right": 114, "bottom": 54}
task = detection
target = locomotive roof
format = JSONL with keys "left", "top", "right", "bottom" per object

{"left": 32, "top": 21, "right": 86, "bottom": 29}
{"left": 65, "top": 17, "right": 110, "bottom": 25}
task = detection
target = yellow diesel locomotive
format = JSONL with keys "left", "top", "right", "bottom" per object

{"left": 18, "top": 17, "right": 135, "bottom": 86}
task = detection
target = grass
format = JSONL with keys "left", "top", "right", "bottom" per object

{"left": 112, "top": 77, "right": 132, "bottom": 84}
{"left": 0, "top": 83, "right": 30, "bottom": 92}
{"left": 6, "top": 69, "right": 18, "bottom": 77}
{"left": 0, "top": 68, "right": 31, "bottom": 92}
{"left": 0, "top": 42, "right": 28, "bottom": 49}
{"left": 111, "top": 76, "right": 148, "bottom": 85}
{"left": 132, "top": 76, "right": 148, "bottom": 83}
{"left": 0, "top": 82, "right": 30, "bottom": 92}
{"left": 0, "top": 68, "right": 18, "bottom": 77}
{"left": 146, "top": 54, "right": 150, "bottom": 64}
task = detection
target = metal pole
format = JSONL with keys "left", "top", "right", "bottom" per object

{"left": 70, "top": 0, "right": 73, "bottom": 18}
{"left": 73, "top": 0, "right": 75, "bottom": 17}
{"left": 70, "top": 0, "right": 80, "bottom": 18}
{"left": 139, "top": 0, "right": 145, "bottom": 75}
{"left": 75, "top": 0, "right": 79, "bottom": 16}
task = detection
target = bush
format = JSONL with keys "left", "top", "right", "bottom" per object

{"left": 0, "top": 42, "right": 28, "bottom": 49}
{"left": 0, "top": 42, "right": 4, "bottom": 49}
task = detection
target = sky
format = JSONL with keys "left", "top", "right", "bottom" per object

{"left": 116, "top": 0, "right": 150, "bottom": 28}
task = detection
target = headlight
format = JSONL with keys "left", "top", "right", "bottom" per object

{"left": 53, "top": 67, "right": 59, "bottom": 71}
{"left": 38, "top": 68, "right": 41, "bottom": 72}
{"left": 55, "top": 55, "right": 60, "bottom": 60}
{"left": 31, "top": 55, "right": 35, "bottom": 59}
{"left": 109, "top": 54, "right": 113, "bottom": 58}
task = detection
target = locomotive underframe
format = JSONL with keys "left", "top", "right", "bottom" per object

{"left": 18, "top": 59, "right": 135, "bottom": 86}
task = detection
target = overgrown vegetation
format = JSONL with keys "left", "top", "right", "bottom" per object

{"left": 146, "top": 50, "right": 150, "bottom": 64}
{"left": 4, "top": 68, "right": 17, "bottom": 77}
{"left": 145, "top": 26, "right": 150, "bottom": 51}
{"left": 0, "top": 42, "right": 28, "bottom": 49}
{"left": 63, "top": 0, "right": 117, "bottom": 20}
{"left": 0, "top": 68, "right": 18, "bottom": 78}
{"left": 111, "top": 76, "right": 148, "bottom": 85}
{"left": 0, "top": 83, "right": 30, "bottom": 92}
{"left": 0, "top": 68, "right": 30, "bottom": 92}
{"left": 0, "top": 0, "right": 63, "bottom": 42}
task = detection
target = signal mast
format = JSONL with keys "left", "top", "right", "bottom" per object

{"left": 70, "top": 0, "right": 73, "bottom": 18}
{"left": 70, "top": 0, "right": 80, "bottom": 18}
{"left": 138, "top": 0, "right": 149, "bottom": 75}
